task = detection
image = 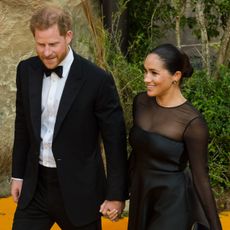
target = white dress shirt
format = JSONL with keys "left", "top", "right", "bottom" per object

{"left": 39, "top": 48, "right": 74, "bottom": 168}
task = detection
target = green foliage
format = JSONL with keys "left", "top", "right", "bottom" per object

{"left": 127, "top": 0, "right": 176, "bottom": 64}
{"left": 183, "top": 67, "right": 230, "bottom": 193}
{"left": 96, "top": 1, "right": 146, "bottom": 132}
{"left": 189, "top": 0, "right": 224, "bottom": 40}
{"left": 215, "top": 0, "right": 230, "bottom": 27}
{"left": 184, "top": 0, "right": 230, "bottom": 40}
{"left": 128, "top": 0, "right": 230, "bottom": 71}
{"left": 102, "top": 29, "right": 145, "bottom": 132}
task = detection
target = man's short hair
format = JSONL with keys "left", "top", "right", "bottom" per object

{"left": 30, "top": 5, "right": 72, "bottom": 36}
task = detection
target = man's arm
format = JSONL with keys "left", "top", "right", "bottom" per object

{"left": 95, "top": 72, "right": 128, "bottom": 220}
{"left": 95, "top": 72, "right": 128, "bottom": 200}
{"left": 12, "top": 61, "right": 30, "bottom": 183}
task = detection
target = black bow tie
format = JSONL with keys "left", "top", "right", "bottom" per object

{"left": 44, "top": 66, "right": 63, "bottom": 78}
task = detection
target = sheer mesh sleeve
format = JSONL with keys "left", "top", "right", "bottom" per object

{"left": 184, "top": 117, "right": 222, "bottom": 230}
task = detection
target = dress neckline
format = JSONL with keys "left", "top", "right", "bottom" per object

{"left": 153, "top": 97, "right": 187, "bottom": 109}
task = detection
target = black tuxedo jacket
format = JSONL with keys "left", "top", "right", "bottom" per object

{"left": 12, "top": 51, "right": 128, "bottom": 226}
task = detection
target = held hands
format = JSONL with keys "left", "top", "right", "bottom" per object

{"left": 100, "top": 200, "right": 125, "bottom": 222}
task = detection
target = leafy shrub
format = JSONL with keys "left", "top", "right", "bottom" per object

{"left": 183, "top": 66, "right": 230, "bottom": 194}
{"left": 96, "top": 15, "right": 145, "bottom": 131}
{"left": 127, "top": 0, "right": 175, "bottom": 64}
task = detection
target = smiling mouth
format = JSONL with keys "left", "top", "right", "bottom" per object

{"left": 146, "top": 85, "right": 156, "bottom": 88}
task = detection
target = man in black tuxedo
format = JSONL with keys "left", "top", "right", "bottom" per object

{"left": 11, "top": 5, "right": 127, "bottom": 230}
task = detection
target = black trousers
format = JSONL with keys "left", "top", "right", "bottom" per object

{"left": 12, "top": 165, "right": 102, "bottom": 230}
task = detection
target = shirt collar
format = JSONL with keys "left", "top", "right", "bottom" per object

{"left": 58, "top": 46, "right": 74, "bottom": 78}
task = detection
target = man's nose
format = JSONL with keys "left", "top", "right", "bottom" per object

{"left": 43, "top": 46, "right": 52, "bottom": 56}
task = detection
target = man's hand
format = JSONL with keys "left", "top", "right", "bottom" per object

{"left": 100, "top": 200, "right": 125, "bottom": 221}
{"left": 11, "top": 179, "right": 23, "bottom": 203}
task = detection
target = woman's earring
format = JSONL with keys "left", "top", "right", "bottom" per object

{"left": 172, "top": 80, "right": 177, "bottom": 85}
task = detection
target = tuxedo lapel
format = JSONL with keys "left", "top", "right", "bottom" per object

{"left": 53, "top": 54, "right": 86, "bottom": 140}
{"left": 28, "top": 60, "right": 44, "bottom": 142}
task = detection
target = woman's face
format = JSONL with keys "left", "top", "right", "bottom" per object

{"left": 143, "top": 53, "right": 175, "bottom": 97}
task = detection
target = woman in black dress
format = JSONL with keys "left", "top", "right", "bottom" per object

{"left": 128, "top": 44, "right": 222, "bottom": 230}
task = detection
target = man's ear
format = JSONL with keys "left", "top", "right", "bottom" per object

{"left": 66, "top": 30, "right": 73, "bottom": 44}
